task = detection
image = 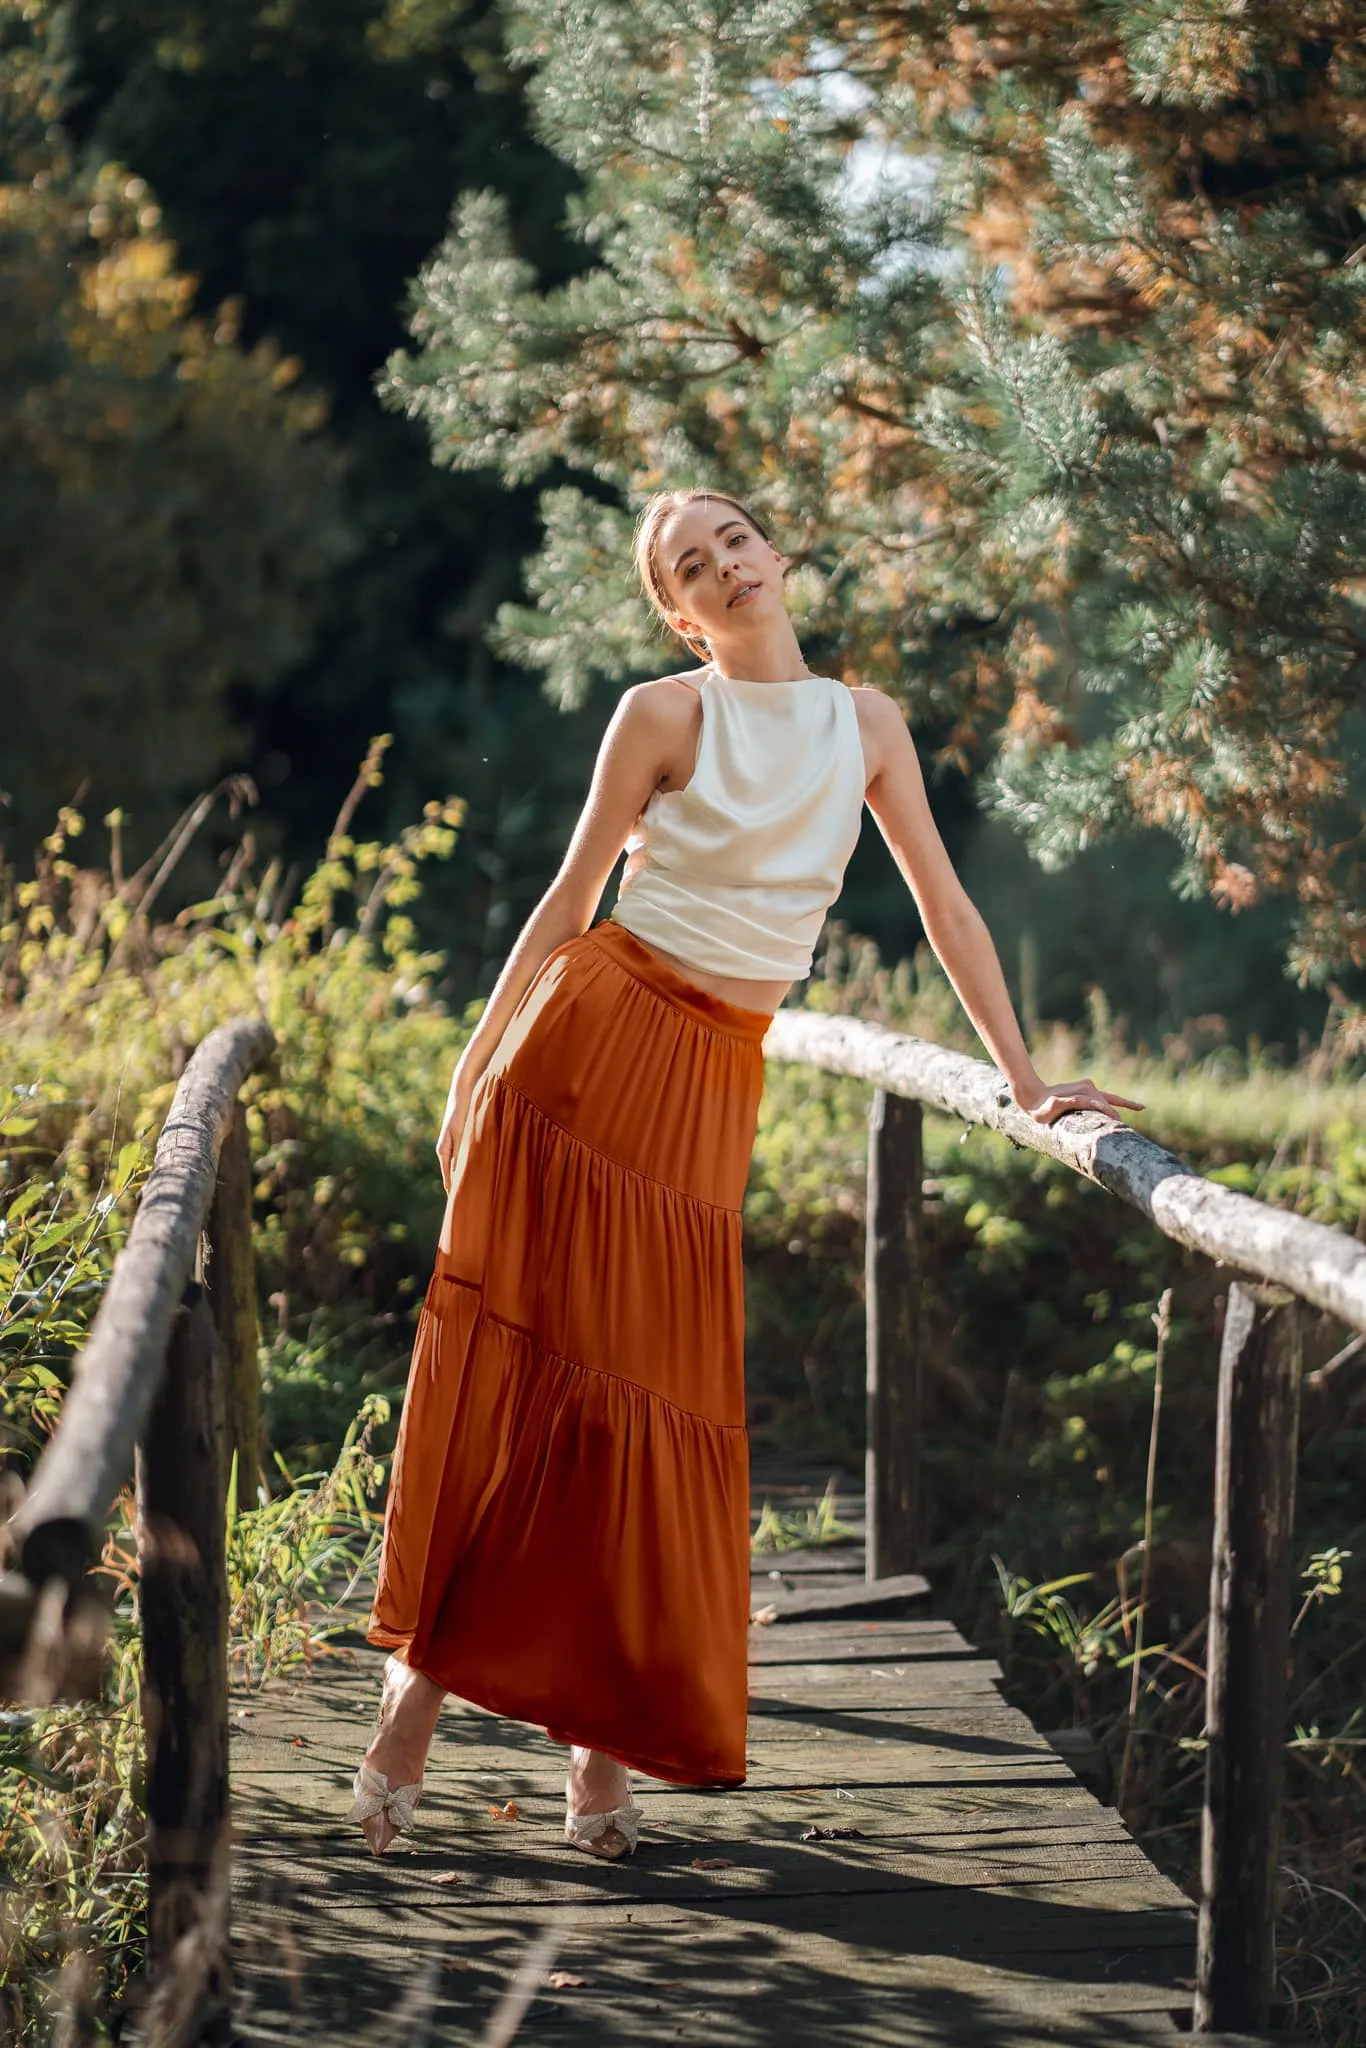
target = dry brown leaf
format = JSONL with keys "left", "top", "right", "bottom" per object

{"left": 749, "top": 1605, "right": 780, "bottom": 1626}
{"left": 429, "top": 1871, "right": 463, "bottom": 1885}
{"left": 547, "top": 1971, "right": 591, "bottom": 1989}
{"left": 487, "top": 1800, "right": 521, "bottom": 1821}
{"left": 689, "top": 1856, "right": 735, "bottom": 1870}
{"left": 289, "top": 1736, "right": 306, "bottom": 1747}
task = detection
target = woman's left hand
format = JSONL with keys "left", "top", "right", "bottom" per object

{"left": 1010, "top": 1073, "right": 1146, "bottom": 1126}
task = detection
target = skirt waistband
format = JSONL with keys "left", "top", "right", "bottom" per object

{"left": 584, "top": 919, "right": 776, "bottom": 1044}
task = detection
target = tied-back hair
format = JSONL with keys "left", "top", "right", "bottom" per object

{"left": 633, "top": 488, "right": 779, "bottom": 664}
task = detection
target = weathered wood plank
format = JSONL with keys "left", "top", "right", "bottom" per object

{"left": 747, "top": 1663, "right": 1004, "bottom": 1705}
{"left": 747, "top": 1621, "right": 972, "bottom": 1664}
{"left": 757, "top": 1573, "right": 930, "bottom": 1622}
{"left": 752, "top": 1544, "right": 866, "bottom": 1577}
{"left": 230, "top": 1890, "right": 1206, "bottom": 2048}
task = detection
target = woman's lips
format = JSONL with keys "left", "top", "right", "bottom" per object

{"left": 727, "top": 582, "right": 760, "bottom": 607}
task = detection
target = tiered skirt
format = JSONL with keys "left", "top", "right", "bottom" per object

{"left": 367, "top": 917, "right": 770, "bottom": 1786}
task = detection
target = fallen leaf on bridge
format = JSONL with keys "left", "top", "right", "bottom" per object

{"left": 689, "top": 1857, "right": 735, "bottom": 1870}
{"left": 548, "top": 1971, "right": 591, "bottom": 1988}
{"left": 488, "top": 1800, "right": 521, "bottom": 1821}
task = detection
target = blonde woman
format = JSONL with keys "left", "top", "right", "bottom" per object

{"left": 351, "top": 487, "right": 1141, "bottom": 1860}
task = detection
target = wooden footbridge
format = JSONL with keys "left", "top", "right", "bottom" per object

{"left": 6, "top": 1002, "right": 1356, "bottom": 2040}
{"left": 226, "top": 1473, "right": 1250, "bottom": 2047}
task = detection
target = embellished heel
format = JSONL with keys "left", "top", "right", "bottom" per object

{"left": 351, "top": 1761, "right": 423, "bottom": 1855}
{"left": 564, "top": 1779, "right": 643, "bottom": 1861}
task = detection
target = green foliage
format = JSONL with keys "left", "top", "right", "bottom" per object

{"left": 0, "top": 1086, "right": 148, "bottom": 1469}
{"left": 226, "top": 1395, "right": 389, "bottom": 1689}
{"left": 55, "top": 0, "right": 598, "bottom": 1002}
{"left": 0, "top": 2, "right": 354, "bottom": 857}
{"left": 0, "top": 948, "right": 394, "bottom": 2035}
{"left": 1, "top": 746, "right": 470, "bottom": 1458}
{"left": 384, "top": 0, "right": 1366, "bottom": 1009}
{"left": 751, "top": 1477, "right": 859, "bottom": 1555}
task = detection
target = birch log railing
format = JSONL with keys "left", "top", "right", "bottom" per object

{"left": 761, "top": 1006, "right": 1366, "bottom": 2040}
{"left": 0, "top": 1016, "right": 275, "bottom": 2048}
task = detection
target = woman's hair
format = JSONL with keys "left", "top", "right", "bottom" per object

{"left": 633, "top": 488, "right": 778, "bottom": 663}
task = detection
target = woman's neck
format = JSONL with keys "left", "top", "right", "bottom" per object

{"left": 706, "top": 620, "right": 812, "bottom": 683}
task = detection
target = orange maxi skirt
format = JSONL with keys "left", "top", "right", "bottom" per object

{"left": 366, "top": 917, "right": 770, "bottom": 1786}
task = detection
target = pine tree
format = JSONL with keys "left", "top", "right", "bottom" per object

{"left": 383, "top": 0, "right": 1366, "bottom": 1001}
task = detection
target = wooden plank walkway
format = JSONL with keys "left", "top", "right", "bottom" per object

{"left": 228, "top": 1470, "right": 1267, "bottom": 2046}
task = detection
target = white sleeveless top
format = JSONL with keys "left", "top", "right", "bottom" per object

{"left": 608, "top": 665, "right": 867, "bottom": 980}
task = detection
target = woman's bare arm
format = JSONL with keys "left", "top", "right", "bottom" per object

{"left": 856, "top": 690, "right": 1143, "bottom": 1126}
{"left": 435, "top": 679, "right": 695, "bottom": 1184}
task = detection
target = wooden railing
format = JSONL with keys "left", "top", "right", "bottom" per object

{"left": 762, "top": 1005, "right": 1366, "bottom": 2037}
{"left": 0, "top": 1017, "right": 274, "bottom": 2047}
{"left": 3, "top": 1000, "right": 1354, "bottom": 2039}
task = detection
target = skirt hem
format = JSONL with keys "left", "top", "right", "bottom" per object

{"left": 361, "top": 1622, "right": 748, "bottom": 1788}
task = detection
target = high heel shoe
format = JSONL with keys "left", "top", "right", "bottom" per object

{"left": 350, "top": 1760, "right": 423, "bottom": 1854}
{"left": 351, "top": 1654, "right": 426, "bottom": 1855}
{"left": 564, "top": 1777, "right": 643, "bottom": 1861}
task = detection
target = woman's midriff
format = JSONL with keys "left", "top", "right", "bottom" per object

{"left": 619, "top": 930, "right": 790, "bottom": 1015}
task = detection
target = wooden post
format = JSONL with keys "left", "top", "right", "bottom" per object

{"left": 1195, "top": 1281, "right": 1303, "bottom": 2033}
{"left": 207, "top": 1101, "right": 261, "bottom": 1513}
{"left": 135, "top": 1281, "right": 232, "bottom": 2044}
{"left": 865, "top": 1089, "right": 923, "bottom": 1581}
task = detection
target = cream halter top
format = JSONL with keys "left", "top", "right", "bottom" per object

{"left": 608, "top": 665, "right": 868, "bottom": 981}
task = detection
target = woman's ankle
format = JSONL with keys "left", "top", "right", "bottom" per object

{"left": 366, "top": 1658, "right": 442, "bottom": 1778}
{"left": 568, "top": 1746, "right": 631, "bottom": 1815}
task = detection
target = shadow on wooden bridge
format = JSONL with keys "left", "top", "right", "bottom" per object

{"left": 224, "top": 1473, "right": 1264, "bottom": 2048}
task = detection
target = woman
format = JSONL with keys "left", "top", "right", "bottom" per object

{"left": 351, "top": 487, "right": 1141, "bottom": 1860}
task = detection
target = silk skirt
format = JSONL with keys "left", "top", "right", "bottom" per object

{"left": 366, "top": 917, "right": 770, "bottom": 1786}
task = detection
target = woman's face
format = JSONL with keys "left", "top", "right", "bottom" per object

{"left": 655, "top": 501, "right": 786, "bottom": 649}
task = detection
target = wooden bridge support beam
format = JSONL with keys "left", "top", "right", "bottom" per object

{"left": 865, "top": 1088, "right": 923, "bottom": 1581}
{"left": 1196, "top": 1280, "right": 1303, "bottom": 2034}
{"left": 135, "top": 1281, "right": 232, "bottom": 2045}
{"left": 207, "top": 1100, "right": 261, "bottom": 1515}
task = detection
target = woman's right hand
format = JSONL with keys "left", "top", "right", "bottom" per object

{"left": 436, "top": 1066, "right": 481, "bottom": 1193}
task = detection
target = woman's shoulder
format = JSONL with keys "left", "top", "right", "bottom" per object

{"left": 620, "top": 669, "right": 708, "bottom": 726}
{"left": 641, "top": 666, "right": 708, "bottom": 696}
